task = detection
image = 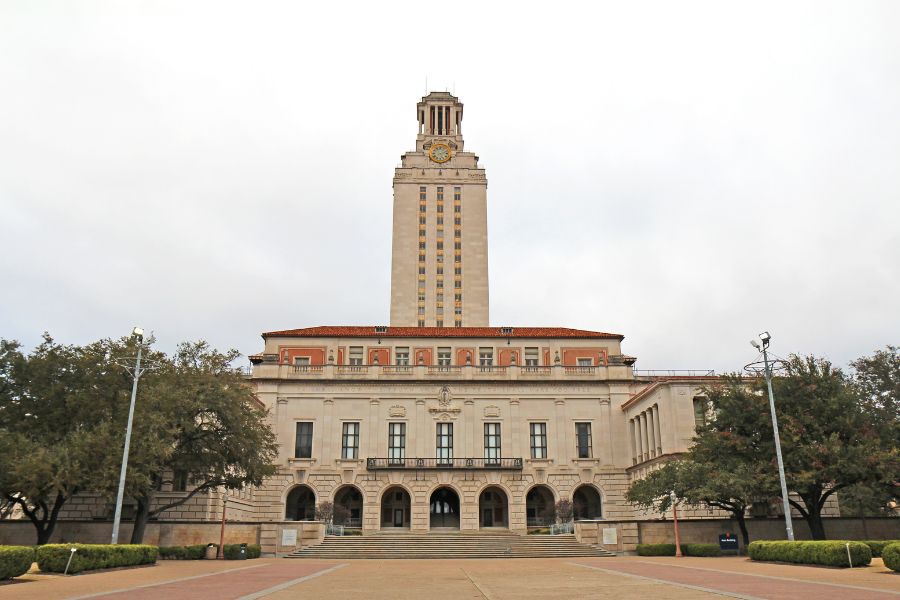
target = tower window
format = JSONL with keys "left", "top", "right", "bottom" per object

{"left": 454, "top": 205, "right": 461, "bottom": 213}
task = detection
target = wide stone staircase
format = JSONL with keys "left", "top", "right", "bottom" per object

{"left": 286, "top": 530, "right": 615, "bottom": 559}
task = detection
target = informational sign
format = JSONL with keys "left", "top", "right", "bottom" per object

{"left": 719, "top": 533, "right": 739, "bottom": 551}
{"left": 602, "top": 527, "right": 618, "bottom": 545}
{"left": 282, "top": 529, "right": 298, "bottom": 547}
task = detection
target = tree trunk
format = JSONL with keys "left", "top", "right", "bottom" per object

{"left": 29, "top": 493, "right": 66, "bottom": 545}
{"left": 806, "top": 503, "right": 827, "bottom": 540}
{"left": 734, "top": 512, "right": 750, "bottom": 552}
{"left": 130, "top": 498, "right": 151, "bottom": 544}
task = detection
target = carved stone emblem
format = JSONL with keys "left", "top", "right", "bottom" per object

{"left": 484, "top": 405, "right": 500, "bottom": 418}
{"left": 389, "top": 405, "right": 406, "bottom": 417}
{"left": 430, "top": 385, "right": 460, "bottom": 419}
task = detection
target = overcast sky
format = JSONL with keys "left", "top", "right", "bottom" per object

{"left": 1, "top": 1, "right": 898, "bottom": 373}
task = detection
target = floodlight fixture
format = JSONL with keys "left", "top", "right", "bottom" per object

{"left": 132, "top": 326, "right": 144, "bottom": 339}
{"left": 750, "top": 340, "right": 761, "bottom": 350}
{"left": 759, "top": 331, "right": 771, "bottom": 348}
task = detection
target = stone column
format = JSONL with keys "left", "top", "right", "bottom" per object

{"left": 368, "top": 400, "right": 379, "bottom": 460}
{"left": 465, "top": 400, "right": 476, "bottom": 458}
{"left": 322, "top": 398, "right": 334, "bottom": 466}
{"left": 646, "top": 409, "right": 656, "bottom": 458}
{"left": 555, "top": 399, "right": 568, "bottom": 465}
{"left": 416, "top": 399, "right": 426, "bottom": 458}
{"left": 637, "top": 414, "right": 646, "bottom": 462}
{"left": 652, "top": 405, "right": 663, "bottom": 454}
{"left": 510, "top": 399, "right": 521, "bottom": 459}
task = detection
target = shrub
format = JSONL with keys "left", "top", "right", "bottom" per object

{"left": 222, "top": 544, "right": 261, "bottom": 559}
{"left": 36, "top": 544, "right": 158, "bottom": 574}
{"left": 527, "top": 528, "right": 551, "bottom": 535}
{"left": 158, "top": 545, "right": 208, "bottom": 560}
{"left": 637, "top": 543, "right": 676, "bottom": 556}
{"left": 0, "top": 546, "right": 35, "bottom": 580}
{"left": 748, "top": 540, "right": 871, "bottom": 568}
{"left": 882, "top": 543, "right": 900, "bottom": 572}
{"left": 636, "top": 543, "right": 722, "bottom": 557}
{"left": 683, "top": 543, "right": 722, "bottom": 557}
{"left": 861, "top": 540, "right": 900, "bottom": 558}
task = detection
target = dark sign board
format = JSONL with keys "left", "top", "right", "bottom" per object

{"left": 719, "top": 533, "right": 739, "bottom": 551}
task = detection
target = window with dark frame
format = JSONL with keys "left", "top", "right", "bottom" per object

{"left": 389, "top": 422, "right": 406, "bottom": 464}
{"left": 576, "top": 422, "right": 592, "bottom": 458}
{"left": 342, "top": 422, "right": 360, "bottom": 459}
{"left": 484, "top": 423, "right": 501, "bottom": 464}
{"left": 173, "top": 470, "right": 188, "bottom": 492}
{"left": 437, "top": 422, "right": 453, "bottom": 464}
{"left": 530, "top": 422, "right": 547, "bottom": 459}
{"left": 295, "top": 422, "right": 313, "bottom": 458}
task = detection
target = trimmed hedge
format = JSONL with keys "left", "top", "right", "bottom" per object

{"left": 861, "top": 540, "right": 900, "bottom": 558}
{"left": 0, "top": 546, "right": 35, "bottom": 580}
{"left": 158, "top": 545, "right": 208, "bottom": 560}
{"left": 222, "top": 544, "right": 261, "bottom": 559}
{"left": 36, "top": 544, "right": 158, "bottom": 574}
{"left": 636, "top": 543, "right": 722, "bottom": 557}
{"left": 748, "top": 540, "right": 871, "bottom": 568}
{"left": 882, "top": 543, "right": 900, "bottom": 572}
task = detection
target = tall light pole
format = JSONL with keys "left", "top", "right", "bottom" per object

{"left": 111, "top": 327, "right": 146, "bottom": 545}
{"left": 670, "top": 491, "right": 683, "bottom": 557}
{"left": 751, "top": 331, "right": 795, "bottom": 541}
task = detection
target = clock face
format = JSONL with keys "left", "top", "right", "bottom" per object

{"left": 429, "top": 144, "right": 451, "bottom": 163}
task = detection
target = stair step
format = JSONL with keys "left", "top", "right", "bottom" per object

{"left": 286, "top": 531, "right": 615, "bottom": 559}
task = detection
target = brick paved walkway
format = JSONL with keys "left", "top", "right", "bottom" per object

{"left": 2, "top": 556, "right": 898, "bottom": 600}
{"left": 574, "top": 557, "right": 900, "bottom": 600}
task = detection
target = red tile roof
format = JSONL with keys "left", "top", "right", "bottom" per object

{"left": 262, "top": 326, "right": 623, "bottom": 340}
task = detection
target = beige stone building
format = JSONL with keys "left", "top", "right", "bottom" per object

{"left": 4, "top": 91, "right": 842, "bottom": 555}
{"left": 241, "top": 92, "right": 726, "bottom": 551}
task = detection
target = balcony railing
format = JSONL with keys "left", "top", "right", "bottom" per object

{"left": 252, "top": 363, "right": 632, "bottom": 382}
{"left": 366, "top": 457, "right": 523, "bottom": 470}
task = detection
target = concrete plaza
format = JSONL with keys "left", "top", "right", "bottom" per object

{"left": 1, "top": 556, "right": 898, "bottom": 600}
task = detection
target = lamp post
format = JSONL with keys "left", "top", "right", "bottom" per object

{"left": 750, "top": 331, "right": 795, "bottom": 541}
{"left": 217, "top": 493, "right": 229, "bottom": 559}
{"left": 670, "top": 491, "right": 682, "bottom": 557}
{"left": 111, "top": 327, "right": 146, "bottom": 545}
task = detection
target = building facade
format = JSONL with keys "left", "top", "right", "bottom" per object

{"left": 245, "top": 92, "right": 721, "bottom": 541}
{"left": 249, "top": 326, "right": 716, "bottom": 535}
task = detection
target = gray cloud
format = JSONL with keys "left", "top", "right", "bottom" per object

{"left": 1, "top": 1, "right": 898, "bottom": 373}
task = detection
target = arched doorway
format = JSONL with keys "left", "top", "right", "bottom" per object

{"left": 285, "top": 485, "right": 316, "bottom": 521}
{"left": 381, "top": 486, "right": 411, "bottom": 528}
{"left": 429, "top": 487, "right": 460, "bottom": 529}
{"left": 573, "top": 485, "right": 602, "bottom": 520}
{"left": 334, "top": 485, "right": 363, "bottom": 528}
{"left": 526, "top": 485, "right": 555, "bottom": 527}
{"left": 478, "top": 486, "right": 508, "bottom": 528}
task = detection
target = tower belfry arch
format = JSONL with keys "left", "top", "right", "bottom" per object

{"left": 390, "top": 92, "right": 489, "bottom": 327}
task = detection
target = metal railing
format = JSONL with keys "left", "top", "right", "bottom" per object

{"left": 550, "top": 522, "right": 574, "bottom": 535}
{"left": 633, "top": 369, "right": 715, "bottom": 377}
{"left": 366, "top": 457, "right": 523, "bottom": 470}
{"left": 325, "top": 523, "right": 344, "bottom": 536}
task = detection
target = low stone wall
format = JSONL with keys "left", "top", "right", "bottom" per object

{"left": 576, "top": 517, "right": 900, "bottom": 554}
{"left": 0, "top": 519, "right": 326, "bottom": 556}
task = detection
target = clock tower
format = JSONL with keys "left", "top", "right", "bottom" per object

{"left": 390, "top": 92, "right": 489, "bottom": 327}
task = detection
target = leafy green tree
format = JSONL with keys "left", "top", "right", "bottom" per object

{"left": 844, "top": 346, "right": 900, "bottom": 517}
{"left": 772, "top": 355, "right": 891, "bottom": 539}
{"left": 0, "top": 336, "right": 129, "bottom": 544}
{"left": 91, "top": 341, "right": 279, "bottom": 543}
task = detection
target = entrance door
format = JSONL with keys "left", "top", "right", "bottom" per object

{"left": 483, "top": 508, "right": 493, "bottom": 527}
{"left": 393, "top": 509, "right": 404, "bottom": 527}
